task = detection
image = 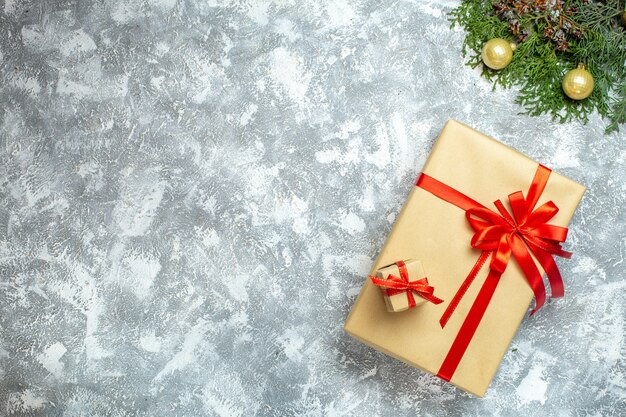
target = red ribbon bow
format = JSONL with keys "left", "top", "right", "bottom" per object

{"left": 370, "top": 260, "right": 443, "bottom": 308}
{"left": 416, "top": 164, "right": 573, "bottom": 382}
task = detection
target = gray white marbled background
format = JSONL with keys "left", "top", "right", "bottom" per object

{"left": 0, "top": 0, "right": 624, "bottom": 416}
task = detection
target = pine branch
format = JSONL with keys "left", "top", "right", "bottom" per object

{"left": 449, "top": 0, "right": 626, "bottom": 134}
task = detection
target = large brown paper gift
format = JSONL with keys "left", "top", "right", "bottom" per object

{"left": 344, "top": 120, "right": 586, "bottom": 397}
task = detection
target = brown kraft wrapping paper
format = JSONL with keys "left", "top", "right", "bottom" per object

{"left": 375, "top": 260, "right": 429, "bottom": 312}
{"left": 343, "top": 119, "right": 586, "bottom": 397}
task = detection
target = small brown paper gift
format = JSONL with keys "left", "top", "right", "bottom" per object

{"left": 373, "top": 260, "right": 441, "bottom": 312}
{"left": 344, "top": 120, "right": 585, "bottom": 397}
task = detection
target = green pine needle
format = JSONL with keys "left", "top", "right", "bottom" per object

{"left": 449, "top": 0, "right": 626, "bottom": 134}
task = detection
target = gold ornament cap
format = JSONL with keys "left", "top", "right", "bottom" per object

{"left": 481, "top": 38, "right": 515, "bottom": 70}
{"left": 562, "top": 63, "right": 594, "bottom": 100}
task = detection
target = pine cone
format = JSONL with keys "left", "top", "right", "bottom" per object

{"left": 509, "top": 19, "right": 521, "bottom": 35}
{"left": 516, "top": 30, "right": 529, "bottom": 43}
{"left": 555, "top": 40, "right": 569, "bottom": 51}
{"left": 492, "top": 2, "right": 506, "bottom": 13}
{"left": 544, "top": 26, "right": 556, "bottom": 38}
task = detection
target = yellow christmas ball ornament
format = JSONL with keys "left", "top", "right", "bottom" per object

{"left": 481, "top": 38, "right": 516, "bottom": 70}
{"left": 562, "top": 63, "right": 594, "bottom": 100}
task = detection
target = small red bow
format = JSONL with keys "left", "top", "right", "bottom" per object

{"left": 370, "top": 260, "right": 443, "bottom": 308}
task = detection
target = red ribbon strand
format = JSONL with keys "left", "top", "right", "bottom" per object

{"left": 416, "top": 164, "right": 572, "bottom": 382}
{"left": 370, "top": 260, "right": 444, "bottom": 308}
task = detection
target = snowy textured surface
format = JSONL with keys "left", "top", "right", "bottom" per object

{"left": 0, "top": 0, "right": 624, "bottom": 416}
